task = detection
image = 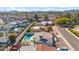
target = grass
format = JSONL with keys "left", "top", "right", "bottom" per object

{"left": 74, "top": 25, "right": 79, "bottom": 28}
{"left": 69, "top": 28, "right": 79, "bottom": 37}
{"left": 27, "top": 28, "right": 33, "bottom": 32}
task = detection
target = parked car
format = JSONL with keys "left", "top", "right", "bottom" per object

{"left": 10, "top": 45, "right": 20, "bottom": 51}
{"left": 57, "top": 47, "right": 69, "bottom": 51}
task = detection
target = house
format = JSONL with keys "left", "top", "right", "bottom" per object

{"left": 0, "top": 36, "right": 8, "bottom": 43}
{"left": 36, "top": 43, "right": 56, "bottom": 51}
{"left": 10, "top": 21, "right": 17, "bottom": 25}
{"left": 0, "top": 32, "right": 9, "bottom": 47}
{"left": 41, "top": 21, "right": 53, "bottom": 25}
{"left": 41, "top": 21, "right": 47, "bottom": 25}
{"left": 47, "top": 21, "right": 52, "bottom": 25}
{"left": 19, "top": 46, "right": 36, "bottom": 51}
{"left": 0, "top": 18, "right": 4, "bottom": 25}
{"left": 31, "top": 26, "right": 41, "bottom": 32}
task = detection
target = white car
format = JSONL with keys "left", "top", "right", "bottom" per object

{"left": 57, "top": 47, "right": 69, "bottom": 51}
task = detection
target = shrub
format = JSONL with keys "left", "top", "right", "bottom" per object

{"left": 69, "top": 29, "right": 79, "bottom": 37}
{"left": 27, "top": 28, "right": 33, "bottom": 32}
{"left": 47, "top": 26, "right": 52, "bottom": 31}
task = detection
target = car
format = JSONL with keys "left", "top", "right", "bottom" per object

{"left": 10, "top": 45, "right": 20, "bottom": 51}
{"left": 57, "top": 47, "right": 69, "bottom": 51}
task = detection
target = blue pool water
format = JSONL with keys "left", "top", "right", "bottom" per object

{"left": 22, "top": 34, "right": 33, "bottom": 41}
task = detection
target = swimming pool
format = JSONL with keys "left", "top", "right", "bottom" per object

{"left": 22, "top": 33, "right": 33, "bottom": 41}
{"left": 20, "top": 33, "right": 35, "bottom": 46}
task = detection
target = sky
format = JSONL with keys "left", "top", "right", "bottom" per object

{"left": 0, "top": 7, "right": 79, "bottom": 11}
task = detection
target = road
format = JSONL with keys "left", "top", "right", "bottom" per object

{"left": 58, "top": 28, "right": 79, "bottom": 51}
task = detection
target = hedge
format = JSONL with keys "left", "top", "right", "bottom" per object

{"left": 69, "top": 29, "right": 79, "bottom": 37}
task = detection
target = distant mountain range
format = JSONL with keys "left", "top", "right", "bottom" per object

{"left": 0, "top": 7, "right": 79, "bottom": 12}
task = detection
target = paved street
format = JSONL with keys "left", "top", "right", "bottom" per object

{"left": 58, "top": 28, "right": 79, "bottom": 51}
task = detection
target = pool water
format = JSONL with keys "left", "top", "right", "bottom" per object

{"left": 22, "top": 34, "right": 33, "bottom": 41}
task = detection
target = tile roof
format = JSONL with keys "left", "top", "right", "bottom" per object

{"left": 36, "top": 43, "right": 56, "bottom": 51}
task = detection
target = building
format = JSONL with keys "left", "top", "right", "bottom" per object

{"left": 40, "top": 21, "right": 53, "bottom": 25}
{"left": 0, "top": 18, "right": 4, "bottom": 24}
{"left": 36, "top": 43, "right": 56, "bottom": 51}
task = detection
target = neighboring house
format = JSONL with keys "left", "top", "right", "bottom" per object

{"left": 38, "top": 18, "right": 45, "bottom": 22}
{"left": 36, "top": 43, "right": 56, "bottom": 51}
{"left": 40, "top": 21, "right": 53, "bottom": 25}
{"left": 31, "top": 26, "right": 41, "bottom": 32}
{"left": 19, "top": 46, "right": 36, "bottom": 51}
{"left": 0, "top": 18, "right": 4, "bottom": 24}
{"left": 4, "top": 24, "right": 15, "bottom": 30}
{"left": 41, "top": 21, "right": 47, "bottom": 25}
{"left": 47, "top": 21, "right": 52, "bottom": 25}
{"left": 10, "top": 21, "right": 17, "bottom": 25}
{"left": 0, "top": 36, "right": 8, "bottom": 43}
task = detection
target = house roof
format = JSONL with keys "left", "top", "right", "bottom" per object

{"left": 20, "top": 46, "right": 36, "bottom": 51}
{"left": 0, "top": 36, "right": 9, "bottom": 43}
{"left": 36, "top": 43, "right": 56, "bottom": 51}
{"left": 0, "top": 18, "right": 4, "bottom": 24}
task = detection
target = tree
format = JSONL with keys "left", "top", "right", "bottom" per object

{"left": 44, "top": 15, "right": 49, "bottom": 21}
{"left": 47, "top": 26, "right": 52, "bottom": 31}
{"left": 55, "top": 17, "right": 73, "bottom": 27}
{"left": 27, "top": 28, "right": 33, "bottom": 32}
{"left": 34, "top": 14, "right": 39, "bottom": 21}
{"left": 72, "top": 13, "right": 79, "bottom": 24}
{"left": 8, "top": 33, "right": 16, "bottom": 45}
{"left": 63, "top": 13, "right": 71, "bottom": 18}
